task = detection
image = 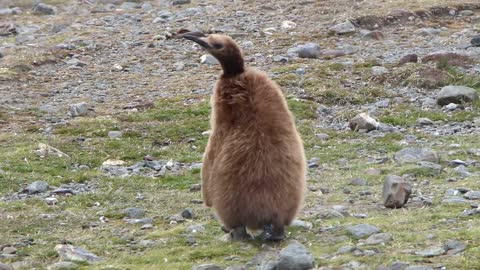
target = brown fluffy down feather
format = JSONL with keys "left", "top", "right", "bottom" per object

{"left": 195, "top": 35, "right": 307, "bottom": 231}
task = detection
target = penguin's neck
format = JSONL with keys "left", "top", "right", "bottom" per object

{"left": 219, "top": 50, "right": 245, "bottom": 77}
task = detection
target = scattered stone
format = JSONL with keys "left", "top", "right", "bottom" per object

{"left": 364, "top": 233, "right": 392, "bottom": 245}
{"left": 190, "top": 184, "right": 201, "bottom": 192}
{"left": 371, "top": 66, "right": 389, "bottom": 76}
{"left": 459, "top": 10, "right": 474, "bottom": 16}
{"left": 320, "top": 49, "right": 347, "bottom": 59}
{"left": 141, "top": 2, "right": 153, "bottom": 11}
{"left": 200, "top": 54, "right": 219, "bottom": 65}
{"left": 281, "top": 20, "right": 297, "bottom": 29}
{"left": 68, "top": 102, "right": 89, "bottom": 117}
{"left": 405, "top": 266, "right": 433, "bottom": 270}
{"left": 139, "top": 239, "right": 156, "bottom": 247}
{"left": 35, "top": 143, "right": 69, "bottom": 158}
{"left": 55, "top": 244, "right": 102, "bottom": 263}
{"left": 444, "top": 103, "right": 459, "bottom": 111}
{"left": 277, "top": 241, "right": 315, "bottom": 270}
{"left": 454, "top": 165, "right": 472, "bottom": 177}
{"left": 461, "top": 208, "right": 480, "bottom": 216}
{"left": 422, "top": 52, "right": 472, "bottom": 67}
{"left": 108, "top": 131, "right": 122, "bottom": 139}
{"left": 25, "top": 181, "right": 49, "bottom": 194}
{"left": 56, "top": 43, "right": 76, "bottom": 50}
{"left": 191, "top": 264, "right": 222, "bottom": 270}
{"left": 375, "top": 99, "right": 390, "bottom": 108}
{"left": 315, "top": 133, "right": 330, "bottom": 140}
{"left": 141, "top": 223, "right": 154, "bottom": 230}
{"left": 417, "top": 161, "right": 443, "bottom": 175}
{"left": 2, "top": 247, "right": 16, "bottom": 254}
{"left": 416, "top": 118, "right": 434, "bottom": 126}
{"left": 296, "top": 43, "right": 321, "bottom": 59}
{"left": 437, "top": 86, "right": 479, "bottom": 106}
{"left": 414, "top": 27, "right": 441, "bottom": 36}
{"left": 349, "top": 113, "right": 379, "bottom": 132}
{"left": 0, "top": 264, "right": 13, "bottom": 270}
{"left": 33, "top": 3, "right": 57, "bottom": 15}
{"left": 468, "top": 36, "right": 480, "bottom": 48}
{"left": 273, "top": 55, "right": 288, "bottom": 63}
{"left": 442, "top": 196, "right": 471, "bottom": 205}
{"left": 181, "top": 208, "right": 195, "bottom": 219}
{"left": 119, "top": 2, "right": 139, "bottom": 9}
{"left": 0, "top": 7, "right": 22, "bottom": 16}
{"left": 125, "top": 218, "right": 153, "bottom": 225}
{"left": 415, "top": 246, "right": 445, "bottom": 257}
{"left": 0, "top": 23, "right": 17, "bottom": 36}
{"left": 186, "top": 235, "right": 196, "bottom": 245}
{"left": 123, "top": 207, "right": 145, "bottom": 219}
{"left": 328, "top": 20, "right": 356, "bottom": 34}
{"left": 173, "top": 0, "right": 191, "bottom": 5}
{"left": 47, "top": 261, "right": 79, "bottom": 270}
{"left": 362, "top": 30, "right": 384, "bottom": 40}
{"left": 444, "top": 239, "right": 466, "bottom": 255}
{"left": 398, "top": 54, "right": 418, "bottom": 65}
{"left": 186, "top": 224, "right": 205, "bottom": 234}
{"left": 394, "top": 148, "right": 439, "bottom": 164}
{"left": 45, "top": 197, "right": 58, "bottom": 205}
{"left": 290, "top": 219, "right": 313, "bottom": 230}
{"left": 448, "top": 159, "right": 466, "bottom": 167}
{"left": 347, "top": 224, "right": 379, "bottom": 238}
{"left": 337, "top": 245, "right": 355, "bottom": 254}
{"left": 350, "top": 178, "right": 367, "bottom": 186}
{"left": 464, "top": 191, "right": 480, "bottom": 200}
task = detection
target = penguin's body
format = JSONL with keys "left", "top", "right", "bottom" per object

{"left": 184, "top": 33, "right": 306, "bottom": 241}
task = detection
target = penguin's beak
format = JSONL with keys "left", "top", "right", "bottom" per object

{"left": 183, "top": 32, "right": 212, "bottom": 49}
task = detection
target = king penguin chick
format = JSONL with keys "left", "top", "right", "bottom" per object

{"left": 183, "top": 33, "right": 306, "bottom": 241}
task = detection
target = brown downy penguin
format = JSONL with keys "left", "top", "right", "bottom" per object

{"left": 183, "top": 33, "right": 306, "bottom": 241}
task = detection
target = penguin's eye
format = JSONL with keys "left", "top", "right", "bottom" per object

{"left": 212, "top": 43, "right": 223, "bottom": 49}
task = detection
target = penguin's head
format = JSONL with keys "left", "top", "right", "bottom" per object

{"left": 183, "top": 33, "right": 244, "bottom": 76}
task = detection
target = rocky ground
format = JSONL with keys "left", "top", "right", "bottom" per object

{"left": 0, "top": 0, "right": 480, "bottom": 269}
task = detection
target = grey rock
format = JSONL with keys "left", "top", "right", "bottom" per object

{"left": 2, "top": 247, "right": 16, "bottom": 254}
{"left": 0, "top": 264, "right": 14, "bottom": 270}
{"left": 459, "top": 10, "right": 474, "bottom": 16}
{"left": 153, "top": 17, "right": 167, "bottom": 24}
{"left": 277, "top": 241, "right": 315, "bottom": 270}
{"left": 56, "top": 43, "right": 76, "bottom": 50}
{"left": 386, "top": 261, "right": 409, "bottom": 270}
{"left": 125, "top": 218, "right": 153, "bottom": 224}
{"left": 192, "top": 264, "right": 222, "bottom": 270}
{"left": 186, "top": 224, "right": 205, "bottom": 234}
{"left": 442, "top": 196, "right": 471, "bottom": 205}
{"left": 119, "top": 2, "right": 139, "bottom": 9}
{"left": 0, "top": 8, "right": 22, "bottom": 16}
{"left": 273, "top": 55, "right": 289, "bottom": 63}
{"left": 290, "top": 219, "right": 313, "bottom": 230}
{"left": 349, "top": 113, "right": 379, "bottom": 132}
{"left": 328, "top": 20, "right": 355, "bottom": 34}
{"left": 417, "top": 161, "right": 443, "bottom": 175}
{"left": 315, "top": 133, "right": 330, "bottom": 140}
{"left": 26, "top": 181, "right": 49, "bottom": 194}
{"left": 448, "top": 159, "right": 467, "bottom": 166}
{"left": 444, "top": 239, "right": 466, "bottom": 255}
{"left": 66, "top": 58, "right": 86, "bottom": 67}
{"left": 362, "top": 30, "right": 384, "bottom": 40}
{"left": 364, "top": 233, "right": 392, "bottom": 245}
{"left": 68, "top": 102, "right": 88, "bottom": 117}
{"left": 181, "top": 208, "right": 195, "bottom": 219}
{"left": 190, "top": 184, "right": 201, "bottom": 191}
{"left": 414, "top": 246, "right": 445, "bottom": 257}
{"left": 394, "top": 148, "right": 439, "bottom": 164}
{"left": 173, "top": 0, "right": 191, "bottom": 5}
{"left": 347, "top": 224, "right": 379, "bottom": 238}
{"left": 375, "top": 99, "right": 390, "bottom": 108}
{"left": 405, "top": 266, "right": 433, "bottom": 270}
{"left": 123, "top": 207, "right": 145, "bottom": 219}
{"left": 414, "top": 27, "right": 441, "bottom": 36}
{"left": 141, "top": 2, "right": 153, "bottom": 11}
{"left": 416, "top": 118, "right": 434, "bottom": 125}
{"left": 461, "top": 208, "right": 480, "bottom": 216}
{"left": 186, "top": 234, "right": 196, "bottom": 245}
{"left": 33, "top": 3, "right": 57, "bottom": 15}
{"left": 295, "top": 68, "right": 306, "bottom": 76}
{"left": 139, "top": 239, "right": 156, "bottom": 247}
{"left": 297, "top": 43, "right": 321, "bottom": 59}
{"left": 454, "top": 165, "right": 472, "bottom": 177}
{"left": 47, "top": 261, "right": 79, "bottom": 270}
{"left": 201, "top": 54, "right": 219, "bottom": 65}
{"left": 445, "top": 103, "right": 459, "bottom": 111}
{"left": 225, "top": 266, "right": 246, "bottom": 270}
{"left": 464, "top": 190, "right": 480, "bottom": 200}
{"left": 437, "top": 86, "right": 479, "bottom": 106}
{"left": 398, "top": 54, "right": 418, "bottom": 65}
{"left": 55, "top": 244, "right": 102, "bottom": 263}
{"left": 337, "top": 245, "right": 355, "bottom": 254}
{"left": 350, "top": 178, "right": 367, "bottom": 186}
{"left": 108, "top": 131, "right": 122, "bottom": 139}
{"left": 372, "top": 66, "right": 389, "bottom": 76}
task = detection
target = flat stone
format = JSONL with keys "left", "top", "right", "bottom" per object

{"left": 123, "top": 207, "right": 145, "bottom": 219}
{"left": 329, "top": 20, "right": 355, "bottom": 34}
{"left": 372, "top": 66, "right": 389, "bottom": 76}
{"left": 192, "top": 264, "right": 222, "bottom": 270}
{"left": 444, "top": 239, "right": 466, "bottom": 255}
{"left": 350, "top": 178, "right": 368, "bottom": 186}
{"left": 416, "top": 118, "right": 434, "bottom": 125}
{"left": 68, "top": 102, "right": 88, "bottom": 117}
{"left": 347, "top": 224, "right": 379, "bottom": 238}
{"left": 47, "top": 261, "right": 79, "bottom": 270}
{"left": 297, "top": 43, "right": 321, "bottom": 59}
{"left": 55, "top": 244, "right": 102, "bottom": 263}
{"left": 437, "top": 86, "right": 479, "bottom": 106}
{"left": 33, "top": 3, "right": 57, "bottom": 15}
{"left": 290, "top": 219, "right": 313, "bottom": 230}
{"left": 442, "top": 196, "right": 471, "bottom": 205}
{"left": 349, "top": 113, "right": 379, "bottom": 132}
{"left": 0, "top": 264, "right": 14, "bottom": 270}
{"left": 394, "top": 148, "right": 439, "bottom": 164}
{"left": 173, "top": 0, "right": 191, "bottom": 5}
{"left": 186, "top": 224, "right": 205, "bottom": 234}
{"left": 26, "top": 181, "right": 49, "bottom": 194}
{"left": 364, "top": 233, "right": 392, "bottom": 245}
{"left": 415, "top": 246, "right": 445, "bottom": 257}
{"left": 464, "top": 191, "right": 480, "bottom": 200}
{"left": 108, "top": 131, "right": 122, "bottom": 138}
{"left": 277, "top": 241, "right": 315, "bottom": 270}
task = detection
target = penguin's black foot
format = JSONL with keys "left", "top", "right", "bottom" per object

{"left": 230, "top": 226, "right": 252, "bottom": 241}
{"left": 260, "top": 224, "right": 285, "bottom": 242}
